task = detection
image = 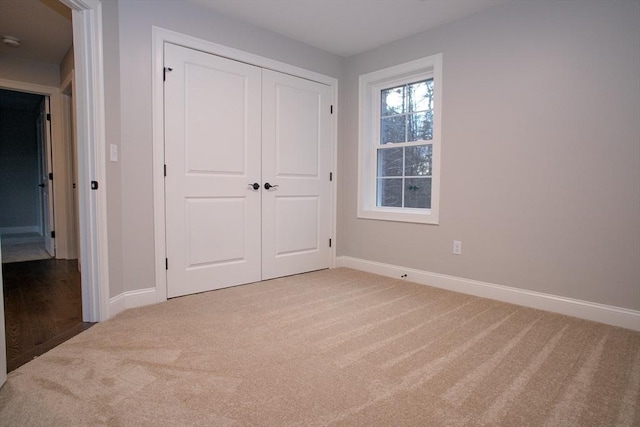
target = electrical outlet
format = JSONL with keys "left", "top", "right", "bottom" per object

{"left": 453, "top": 240, "right": 462, "bottom": 255}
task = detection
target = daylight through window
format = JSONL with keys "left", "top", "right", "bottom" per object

{"left": 377, "top": 79, "right": 434, "bottom": 209}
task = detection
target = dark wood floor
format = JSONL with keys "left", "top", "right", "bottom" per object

{"left": 2, "top": 259, "right": 93, "bottom": 372}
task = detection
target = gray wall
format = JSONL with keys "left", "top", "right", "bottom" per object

{"left": 0, "top": 107, "right": 40, "bottom": 230}
{"left": 102, "top": 0, "right": 124, "bottom": 298}
{"left": 339, "top": 0, "right": 640, "bottom": 310}
{"left": 104, "top": 0, "right": 344, "bottom": 297}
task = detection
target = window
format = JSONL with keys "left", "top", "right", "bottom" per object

{"left": 358, "top": 54, "right": 442, "bottom": 224}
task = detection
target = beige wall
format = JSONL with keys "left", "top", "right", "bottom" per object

{"left": 339, "top": 0, "right": 640, "bottom": 310}
{"left": 59, "top": 46, "right": 74, "bottom": 85}
{"left": 104, "top": 0, "right": 344, "bottom": 297}
{"left": 0, "top": 56, "right": 60, "bottom": 88}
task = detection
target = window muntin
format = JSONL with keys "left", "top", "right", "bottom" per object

{"left": 358, "top": 53, "right": 442, "bottom": 224}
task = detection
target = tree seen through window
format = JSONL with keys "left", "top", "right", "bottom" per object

{"left": 377, "top": 79, "right": 433, "bottom": 208}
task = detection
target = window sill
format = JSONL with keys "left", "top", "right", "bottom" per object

{"left": 357, "top": 208, "right": 439, "bottom": 225}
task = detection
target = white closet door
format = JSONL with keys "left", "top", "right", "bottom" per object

{"left": 261, "top": 70, "right": 332, "bottom": 280}
{"left": 164, "top": 43, "right": 262, "bottom": 298}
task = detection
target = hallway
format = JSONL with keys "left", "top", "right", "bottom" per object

{"left": 2, "top": 259, "right": 92, "bottom": 372}
{"left": 1, "top": 234, "right": 52, "bottom": 264}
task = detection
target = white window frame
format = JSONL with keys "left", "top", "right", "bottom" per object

{"left": 358, "top": 53, "right": 442, "bottom": 224}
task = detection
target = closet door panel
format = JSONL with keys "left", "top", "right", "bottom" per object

{"left": 164, "top": 43, "right": 262, "bottom": 298}
{"left": 261, "top": 70, "right": 332, "bottom": 280}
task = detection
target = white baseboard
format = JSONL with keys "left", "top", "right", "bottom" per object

{"left": 0, "top": 226, "right": 41, "bottom": 235}
{"left": 109, "top": 287, "right": 158, "bottom": 318}
{"left": 336, "top": 256, "right": 640, "bottom": 331}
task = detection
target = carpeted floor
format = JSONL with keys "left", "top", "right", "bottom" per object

{"left": 0, "top": 268, "right": 638, "bottom": 426}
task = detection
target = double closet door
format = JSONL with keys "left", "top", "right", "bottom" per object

{"left": 164, "top": 43, "right": 332, "bottom": 298}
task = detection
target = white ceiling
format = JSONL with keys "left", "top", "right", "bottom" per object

{"left": 0, "top": 0, "right": 72, "bottom": 65}
{"left": 192, "top": 0, "right": 509, "bottom": 57}
{"left": 0, "top": 0, "right": 508, "bottom": 67}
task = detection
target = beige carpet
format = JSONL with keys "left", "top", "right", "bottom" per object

{"left": 0, "top": 268, "right": 638, "bottom": 426}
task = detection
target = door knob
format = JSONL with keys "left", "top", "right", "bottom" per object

{"left": 249, "top": 183, "right": 260, "bottom": 190}
{"left": 264, "top": 182, "right": 279, "bottom": 190}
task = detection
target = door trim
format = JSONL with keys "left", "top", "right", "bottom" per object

{"left": 60, "top": 0, "right": 109, "bottom": 321}
{"left": 61, "top": 71, "right": 80, "bottom": 261}
{"left": 152, "top": 27, "right": 338, "bottom": 302}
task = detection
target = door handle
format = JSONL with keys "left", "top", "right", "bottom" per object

{"left": 264, "top": 183, "right": 279, "bottom": 190}
{"left": 38, "top": 183, "right": 45, "bottom": 188}
{"left": 248, "top": 183, "right": 260, "bottom": 190}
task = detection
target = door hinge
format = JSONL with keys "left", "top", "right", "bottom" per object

{"left": 51, "top": 231, "right": 55, "bottom": 238}
{"left": 46, "top": 113, "right": 51, "bottom": 121}
{"left": 329, "top": 238, "right": 332, "bottom": 248}
{"left": 165, "top": 258, "right": 168, "bottom": 270}
{"left": 329, "top": 172, "right": 333, "bottom": 182}
{"left": 48, "top": 172, "right": 53, "bottom": 180}
{"left": 163, "top": 67, "right": 173, "bottom": 81}
{"left": 164, "top": 164, "right": 167, "bottom": 177}
{"left": 91, "top": 181, "right": 99, "bottom": 190}
{"left": 330, "top": 105, "right": 333, "bottom": 114}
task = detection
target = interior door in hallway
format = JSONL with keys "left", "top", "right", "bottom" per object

{"left": 38, "top": 97, "right": 55, "bottom": 256}
{"left": 164, "top": 43, "right": 262, "bottom": 298}
{"left": 261, "top": 70, "right": 332, "bottom": 280}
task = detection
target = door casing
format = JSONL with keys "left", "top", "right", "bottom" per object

{"left": 152, "top": 27, "right": 338, "bottom": 302}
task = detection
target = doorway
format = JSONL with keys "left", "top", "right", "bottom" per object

{"left": 1, "top": 0, "right": 109, "bottom": 386}
{"left": 0, "top": 90, "right": 54, "bottom": 263}
{"left": 0, "top": 88, "right": 88, "bottom": 372}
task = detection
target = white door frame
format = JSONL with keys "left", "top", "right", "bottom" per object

{"left": 60, "top": 0, "right": 109, "bottom": 322}
{"left": 61, "top": 71, "right": 80, "bottom": 261}
{"left": 152, "top": 27, "right": 338, "bottom": 302}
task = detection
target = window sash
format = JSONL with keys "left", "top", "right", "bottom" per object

{"left": 357, "top": 53, "right": 442, "bottom": 224}
{"left": 375, "top": 143, "right": 432, "bottom": 209}
{"left": 380, "top": 78, "right": 434, "bottom": 145}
